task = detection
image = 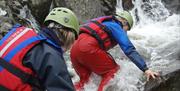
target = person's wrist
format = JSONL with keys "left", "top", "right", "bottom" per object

{"left": 143, "top": 67, "right": 149, "bottom": 72}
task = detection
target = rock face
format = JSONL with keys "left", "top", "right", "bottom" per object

{"left": 6, "top": 0, "right": 117, "bottom": 24}
{"left": 0, "top": 0, "right": 14, "bottom": 38}
{"left": 144, "top": 37, "right": 180, "bottom": 91}
{"left": 153, "top": 70, "right": 180, "bottom": 91}
{"left": 145, "top": 69, "right": 180, "bottom": 91}
{"left": 25, "top": 0, "right": 52, "bottom": 24}
{"left": 122, "top": 0, "right": 134, "bottom": 10}
{"left": 162, "top": 0, "right": 180, "bottom": 14}
{"left": 0, "top": 0, "right": 117, "bottom": 36}
{"left": 2, "top": 0, "right": 179, "bottom": 25}
{"left": 45, "top": 0, "right": 117, "bottom": 22}
{"left": 54, "top": 0, "right": 116, "bottom": 21}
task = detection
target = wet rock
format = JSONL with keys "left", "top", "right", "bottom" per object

{"left": 53, "top": 0, "right": 116, "bottom": 22}
{"left": 6, "top": 0, "right": 41, "bottom": 31}
{"left": 0, "top": 0, "right": 14, "bottom": 38}
{"left": 0, "top": 16, "right": 13, "bottom": 38}
{"left": 122, "top": 0, "right": 134, "bottom": 10}
{"left": 24, "top": 0, "right": 52, "bottom": 24}
{"left": 145, "top": 69, "right": 180, "bottom": 91}
{"left": 144, "top": 40, "right": 180, "bottom": 91}
{"left": 162, "top": 0, "right": 180, "bottom": 14}
{"left": 6, "top": 0, "right": 117, "bottom": 24}
{"left": 0, "top": 0, "right": 117, "bottom": 37}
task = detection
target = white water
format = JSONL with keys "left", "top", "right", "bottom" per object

{"left": 0, "top": 8, "right": 7, "bottom": 16}
{"left": 68, "top": 0, "right": 180, "bottom": 91}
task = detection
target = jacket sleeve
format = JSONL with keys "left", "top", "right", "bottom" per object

{"left": 103, "top": 22, "right": 148, "bottom": 72}
{"left": 22, "top": 42, "right": 75, "bottom": 91}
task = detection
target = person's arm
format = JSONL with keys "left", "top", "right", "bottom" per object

{"left": 104, "top": 22, "right": 160, "bottom": 80}
{"left": 103, "top": 22, "right": 148, "bottom": 72}
{"left": 23, "top": 42, "right": 75, "bottom": 91}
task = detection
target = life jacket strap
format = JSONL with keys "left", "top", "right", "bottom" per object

{"left": 0, "top": 58, "right": 42, "bottom": 89}
{"left": 0, "top": 85, "right": 10, "bottom": 91}
{"left": 91, "top": 20, "right": 115, "bottom": 43}
{"left": 80, "top": 26, "right": 105, "bottom": 50}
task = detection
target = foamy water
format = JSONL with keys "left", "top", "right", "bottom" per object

{"left": 0, "top": 8, "right": 7, "bottom": 16}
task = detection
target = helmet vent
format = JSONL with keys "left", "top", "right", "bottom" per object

{"left": 63, "top": 10, "right": 68, "bottom": 13}
{"left": 50, "top": 13, "right": 56, "bottom": 15}
{"left": 58, "top": 9, "right": 61, "bottom": 11}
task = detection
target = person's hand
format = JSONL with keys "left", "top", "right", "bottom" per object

{"left": 144, "top": 69, "right": 160, "bottom": 81}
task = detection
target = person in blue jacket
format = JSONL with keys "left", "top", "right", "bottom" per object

{"left": 70, "top": 11, "right": 159, "bottom": 91}
{"left": 0, "top": 7, "right": 79, "bottom": 91}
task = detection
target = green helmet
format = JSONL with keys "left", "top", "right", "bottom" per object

{"left": 115, "top": 11, "right": 133, "bottom": 29}
{"left": 44, "top": 7, "right": 79, "bottom": 35}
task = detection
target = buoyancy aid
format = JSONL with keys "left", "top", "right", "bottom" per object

{"left": 80, "top": 16, "right": 118, "bottom": 51}
{"left": 0, "top": 24, "right": 47, "bottom": 91}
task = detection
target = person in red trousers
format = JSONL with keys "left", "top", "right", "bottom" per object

{"left": 70, "top": 11, "right": 159, "bottom": 91}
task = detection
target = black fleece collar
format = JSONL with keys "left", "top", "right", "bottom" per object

{"left": 40, "top": 27, "right": 62, "bottom": 47}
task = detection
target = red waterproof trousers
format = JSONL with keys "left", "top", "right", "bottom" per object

{"left": 70, "top": 34, "right": 120, "bottom": 91}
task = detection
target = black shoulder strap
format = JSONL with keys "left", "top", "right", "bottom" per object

{"left": 0, "top": 85, "right": 10, "bottom": 91}
{"left": 91, "top": 21, "right": 115, "bottom": 43}
{"left": 0, "top": 58, "right": 41, "bottom": 89}
{"left": 91, "top": 21, "right": 112, "bottom": 35}
{"left": 81, "top": 26, "right": 105, "bottom": 50}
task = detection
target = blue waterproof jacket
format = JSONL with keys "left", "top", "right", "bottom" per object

{"left": 22, "top": 28, "right": 75, "bottom": 91}
{"left": 103, "top": 21, "right": 148, "bottom": 72}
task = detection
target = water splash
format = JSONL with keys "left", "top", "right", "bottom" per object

{"left": 0, "top": 8, "right": 7, "bottom": 16}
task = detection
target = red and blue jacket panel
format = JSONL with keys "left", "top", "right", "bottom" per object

{"left": 0, "top": 24, "right": 45, "bottom": 90}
